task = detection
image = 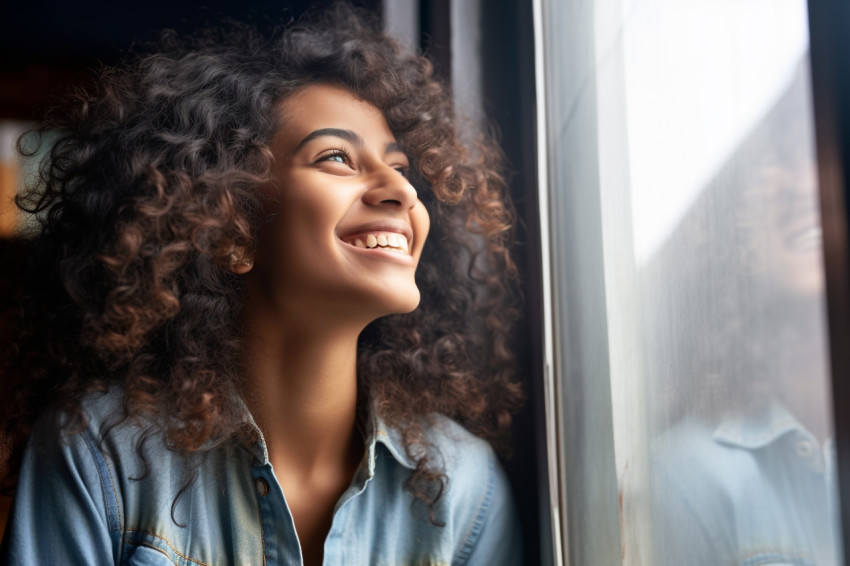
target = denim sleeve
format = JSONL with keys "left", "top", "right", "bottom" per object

{"left": 455, "top": 452, "right": 523, "bottom": 566}
{"left": 1, "top": 420, "right": 120, "bottom": 565}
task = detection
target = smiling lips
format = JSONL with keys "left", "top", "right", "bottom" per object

{"left": 342, "top": 231, "right": 410, "bottom": 255}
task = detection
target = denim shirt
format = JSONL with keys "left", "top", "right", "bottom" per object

{"left": 1, "top": 390, "right": 521, "bottom": 565}
{"left": 651, "top": 401, "right": 843, "bottom": 566}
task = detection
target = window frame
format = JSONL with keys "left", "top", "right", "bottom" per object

{"left": 808, "top": 0, "right": 850, "bottom": 559}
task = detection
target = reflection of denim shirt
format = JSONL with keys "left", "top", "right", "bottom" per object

{"left": 651, "top": 401, "right": 842, "bottom": 566}
{"left": 1, "top": 390, "right": 521, "bottom": 565}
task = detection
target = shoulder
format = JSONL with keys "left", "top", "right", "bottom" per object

{"left": 33, "top": 387, "right": 164, "bottom": 465}
{"left": 3, "top": 388, "right": 132, "bottom": 564}
{"left": 26, "top": 387, "right": 131, "bottom": 460}
{"left": 404, "top": 414, "right": 512, "bottom": 517}
{"left": 8, "top": 388, "right": 261, "bottom": 565}
{"left": 25, "top": 386, "right": 196, "bottom": 503}
{"left": 423, "top": 415, "right": 523, "bottom": 565}
{"left": 21, "top": 387, "right": 182, "bottom": 515}
{"left": 422, "top": 415, "right": 499, "bottom": 486}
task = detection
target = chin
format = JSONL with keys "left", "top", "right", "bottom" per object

{"left": 392, "top": 295, "right": 422, "bottom": 315}
{"left": 377, "top": 290, "right": 421, "bottom": 317}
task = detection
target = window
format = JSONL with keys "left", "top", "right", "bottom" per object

{"left": 535, "top": 0, "right": 845, "bottom": 563}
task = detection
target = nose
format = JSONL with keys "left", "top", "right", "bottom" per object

{"left": 362, "top": 163, "right": 418, "bottom": 209}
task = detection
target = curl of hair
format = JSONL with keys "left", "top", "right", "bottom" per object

{"left": 0, "top": 4, "right": 523, "bottom": 519}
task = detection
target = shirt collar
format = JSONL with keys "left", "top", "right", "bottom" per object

{"left": 234, "top": 399, "right": 416, "bottom": 471}
{"left": 370, "top": 410, "right": 416, "bottom": 471}
{"left": 713, "top": 399, "right": 808, "bottom": 449}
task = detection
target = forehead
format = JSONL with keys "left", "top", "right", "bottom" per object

{"left": 274, "top": 84, "right": 397, "bottom": 150}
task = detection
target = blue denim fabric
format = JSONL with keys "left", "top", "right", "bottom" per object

{"left": 1, "top": 390, "right": 521, "bottom": 565}
{"left": 651, "top": 401, "right": 842, "bottom": 566}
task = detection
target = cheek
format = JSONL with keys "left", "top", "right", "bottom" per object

{"left": 256, "top": 190, "right": 340, "bottom": 271}
{"left": 274, "top": 184, "right": 345, "bottom": 241}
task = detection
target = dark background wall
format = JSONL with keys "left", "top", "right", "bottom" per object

{"left": 0, "top": 0, "right": 378, "bottom": 120}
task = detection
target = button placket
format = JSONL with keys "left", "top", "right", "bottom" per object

{"left": 252, "top": 464, "right": 302, "bottom": 565}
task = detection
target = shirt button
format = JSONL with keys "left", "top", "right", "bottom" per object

{"left": 256, "top": 478, "right": 269, "bottom": 497}
{"left": 795, "top": 439, "right": 816, "bottom": 459}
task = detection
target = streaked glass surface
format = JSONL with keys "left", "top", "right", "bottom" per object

{"left": 538, "top": 0, "right": 844, "bottom": 563}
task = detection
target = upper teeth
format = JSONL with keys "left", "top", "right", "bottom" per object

{"left": 350, "top": 232, "right": 409, "bottom": 252}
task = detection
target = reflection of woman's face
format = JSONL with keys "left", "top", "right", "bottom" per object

{"left": 250, "top": 84, "right": 430, "bottom": 322}
{"left": 755, "top": 155, "right": 824, "bottom": 298}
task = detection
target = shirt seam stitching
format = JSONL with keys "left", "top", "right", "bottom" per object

{"left": 124, "top": 529, "right": 211, "bottom": 566}
{"left": 80, "top": 429, "right": 123, "bottom": 531}
{"left": 453, "top": 451, "right": 495, "bottom": 565}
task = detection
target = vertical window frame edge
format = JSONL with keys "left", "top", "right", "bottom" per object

{"left": 532, "top": 0, "right": 567, "bottom": 564}
{"left": 808, "top": 0, "right": 850, "bottom": 562}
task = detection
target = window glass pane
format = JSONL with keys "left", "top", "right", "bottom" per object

{"left": 540, "top": 0, "right": 845, "bottom": 564}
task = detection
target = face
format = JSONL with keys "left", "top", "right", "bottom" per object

{"left": 250, "top": 84, "right": 430, "bottom": 324}
{"left": 750, "top": 153, "right": 824, "bottom": 298}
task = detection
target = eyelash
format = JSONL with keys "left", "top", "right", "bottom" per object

{"left": 317, "top": 148, "right": 410, "bottom": 177}
{"left": 318, "top": 148, "right": 353, "bottom": 167}
{"left": 392, "top": 164, "right": 409, "bottom": 177}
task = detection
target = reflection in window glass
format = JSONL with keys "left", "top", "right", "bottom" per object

{"left": 645, "top": 63, "right": 840, "bottom": 565}
{"left": 538, "top": 0, "right": 844, "bottom": 564}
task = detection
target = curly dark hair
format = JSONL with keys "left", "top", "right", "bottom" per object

{"left": 0, "top": 3, "right": 522, "bottom": 518}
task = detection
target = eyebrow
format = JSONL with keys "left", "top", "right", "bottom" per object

{"left": 293, "top": 127, "right": 405, "bottom": 156}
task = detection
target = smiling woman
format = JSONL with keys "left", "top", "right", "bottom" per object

{"left": 0, "top": 4, "right": 522, "bottom": 565}
{"left": 255, "top": 84, "right": 430, "bottom": 322}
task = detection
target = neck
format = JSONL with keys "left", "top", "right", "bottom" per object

{"left": 241, "top": 287, "right": 367, "bottom": 478}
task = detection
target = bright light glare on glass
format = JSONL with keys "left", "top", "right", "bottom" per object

{"left": 624, "top": 0, "right": 810, "bottom": 265}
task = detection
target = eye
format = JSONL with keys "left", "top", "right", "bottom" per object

{"left": 393, "top": 165, "right": 409, "bottom": 177}
{"left": 389, "top": 156, "right": 410, "bottom": 178}
{"left": 317, "top": 148, "right": 353, "bottom": 168}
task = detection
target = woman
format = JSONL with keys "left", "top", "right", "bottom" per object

{"left": 0, "top": 3, "right": 523, "bottom": 565}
